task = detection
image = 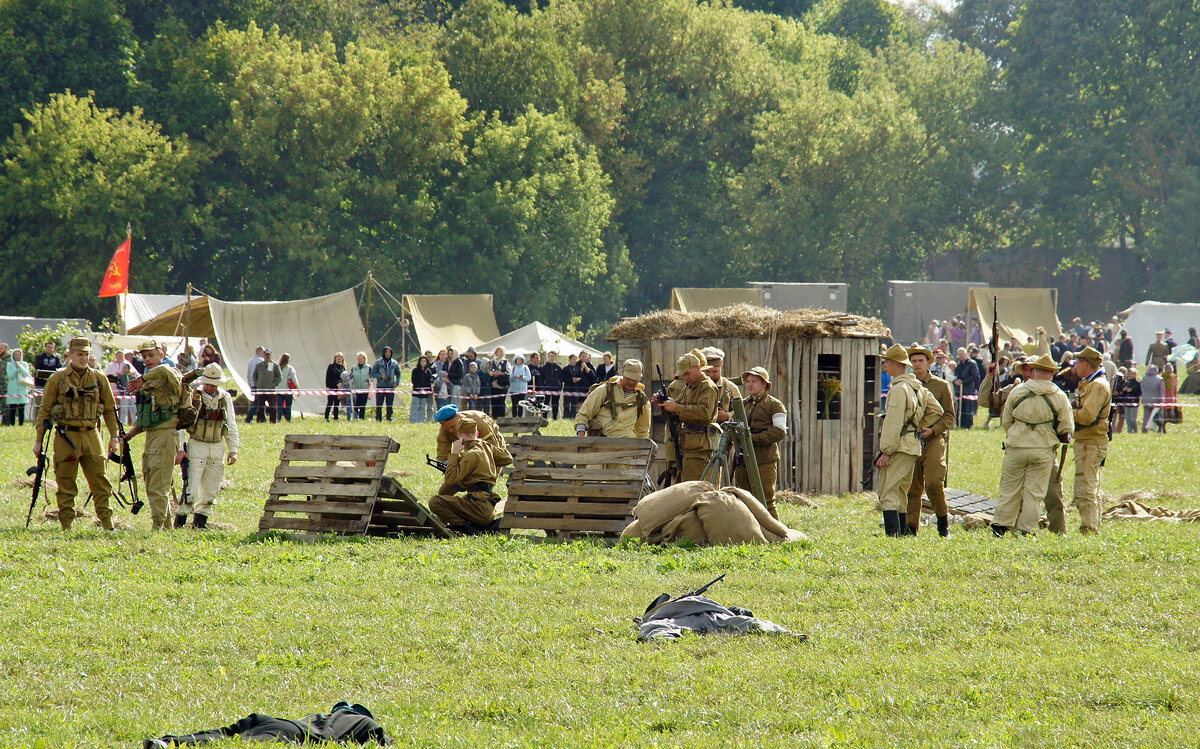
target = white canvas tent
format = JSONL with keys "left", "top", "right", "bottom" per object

{"left": 124, "top": 293, "right": 190, "bottom": 330}
{"left": 129, "top": 288, "right": 372, "bottom": 414}
{"left": 476, "top": 321, "right": 600, "bottom": 359}
{"left": 1119, "top": 301, "right": 1200, "bottom": 359}
{"left": 670, "top": 287, "right": 762, "bottom": 312}
{"left": 968, "top": 287, "right": 1062, "bottom": 347}
{"left": 402, "top": 294, "right": 500, "bottom": 354}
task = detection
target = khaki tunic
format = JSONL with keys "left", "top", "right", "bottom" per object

{"left": 1145, "top": 341, "right": 1170, "bottom": 369}
{"left": 732, "top": 393, "right": 786, "bottom": 517}
{"left": 906, "top": 371, "right": 955, "bottom": 525}
{"left": 429, "top": 438, "right": 500, "bottom": 527}
{"left": 435, "top": 409, "right": 512, "bottom": 468}
{"left": 995, "top": 381, "right": 1074, "bottom": 533}
{"left": 1071, "top": 371, "right": 1111, "bottom": 533}
{"left": 877, "top": 374, "right": 943, "bottom": 512}
{"left": 36, "top": 366, "right": 119, "bottom": 529}
{"left": 666, "top": 376, "right": 718, "bottom": 482}
{"left": 138, "top": 364, "right": 183, "bottom": 529}
{"left": 713, "top": 376, "right": 741, "bottom": 413}
{"left": 574, "top": 378, "right": 651, "bottom": 439}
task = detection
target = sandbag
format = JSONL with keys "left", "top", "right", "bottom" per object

{"left": 659, "top": 509, "right": 707, "bottom": 545}
{"left": 723, "top": 486, "right": 790, "bottom": 539}
{"left": 620, "top": 518, "right": 642, "bottom": 540}
{"left": 632, "top": 481, "right": 714, "bottom": 534}
{"left": 695, "top": 490, "right": 767, "bottom": 545}
{"left": 764, "top": 528, "right": 809, "bottom": 544}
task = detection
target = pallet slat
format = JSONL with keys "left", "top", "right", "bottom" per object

{"left": 269, "top": 479, "right": 379, "bottom": 497}
{"left": 278, "top": 447, "right": 394, "bottom": 462}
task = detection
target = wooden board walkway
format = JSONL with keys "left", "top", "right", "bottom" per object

{"left": 929, "top": 488, "right": 997, "bottom": 517}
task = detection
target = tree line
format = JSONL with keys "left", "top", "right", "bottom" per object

{"left": 1, "top": 0, "right": 1196, "bottom": 337}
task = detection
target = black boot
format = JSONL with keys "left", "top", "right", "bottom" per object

{"left": 882, "top": 510, "right": 902, "bottom": 537}
{"left": 937, "top": 515, "right": 950, "bottom": 538}
{"left": 173, "top": 514, "right": 188, "bottom": 529}
{"left": 992, "top": 524, "right": 1008, "bottom": 537}
{"left": 898, "top": 513, "right": 915, "bottom": 536}
{"left": 193, "top": 514, "right": 208, "bottom": 529}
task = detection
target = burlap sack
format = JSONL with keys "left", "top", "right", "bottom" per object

{"left": 695, "top": 490, "right": 767, "bottom": 545}
{"left": 620, "top": 518, "right": 643, "bottom": 540}
{"left": 633, "top": 481, "right": 715, "bottom": 534}
{"left": 723, "top": 486, "right": 790, "bottom": 539}
{"left": 659, "top": 509, "right": 707, "bottom": 545}
{"left": 764, "top": 528, "right": 810, "bottom": 543}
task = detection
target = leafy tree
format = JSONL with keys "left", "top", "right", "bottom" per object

{"left": 806, "top": 0, "right": 915, "bottom": 53}
{"left": 0, "top": 92, "right": 196, "bottom": 320}
{"left": 731, "top": 0, "right": 818, "bottom": 19}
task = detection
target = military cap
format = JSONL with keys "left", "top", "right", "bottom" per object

{"left": 68, "top": 336, "right": 92, "bottom": 354}
{"left": 880, "top": 343, "right": 911, "bottom": 366}
{"left": 262, "top": 348, "right": 272, "bottom": 355}
{"left": 1028, "top": 354, "right": 1060, "bottom": 372}
{"left": 1075, "top": 346, "right": 1102, "bottom": 365}
{"left": 741, "top": 366, "right": 772, "bottom": 390}
{"left": 907, "top": 345, "right": 934, "bottom": 361}
{"left": 457, "top": 417, "right": 477, "bottom": 433}
{"left": 676, "top": 348, "right": 705, "bottom": 376}
{"left": 701, "top": 346, "right": 725, "bottom": 361}
{"left": 621, "top": 359, "right": 644, "bottom": 382}
{"left": 198, "top": 362, "right": 225, "bottom": 386}
{"left": 137, "top": 338, "right": 160, "bottom": 353}
{"left": 434, "top": 403, "right": 459, "bottom": 422}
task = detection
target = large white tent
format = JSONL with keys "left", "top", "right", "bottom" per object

{"left": 476, "top": 321, "right": 600, "bottom": 359}
{"left": 1119, "top": 301, "right": 1200, "bottom": 361}
{"left": 124, "top": 293, "right": 190, "bottom": 330}
{"left": 402, "top": 294, "right": 500, "bottom": 353}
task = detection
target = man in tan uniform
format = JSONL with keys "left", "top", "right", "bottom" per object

{"left": 33, "top": 337, "right": 122, "bottom": 530}
{"left": 175, "top": 363, "right": 239, "bottom": 529}
{"left": 993, "top": 355, "right": 1074, "bottom": 536}
{"left": 1069, "top": 346, "right": 1112, "bottom": 534}
{"left": 428, "top": 417, "right": 501, "bottom": 534}
{"left": 1145, "top": 331, "right": 1170, "bottom": 370}
{"left": 124, "top": 339, "right": 184, "bottom": 530}
{"left": 658, "top": 348, "right": 718, "bottom": 482}
{"left": 875, "top": 344, "right": 944, "bottom": 537}
{"left": 732, "top": 366, "right": 787, "bottom": 519}
{"left": 979, "top": 356, "right": 1033, "bottom": 416}
{"left": 904, "top": 346, "right": 956, "bottom": 537}
{"left": 433, "top": 404, "right": 512, "bottom": 470}
{"left": 701, "top": 347, "right": 741, "bottom": 424}
{"left": 574, "top": 359, "right": 651, "bottom": 439}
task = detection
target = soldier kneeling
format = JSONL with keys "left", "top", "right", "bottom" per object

{"left": 428, "top": 417, "right": 502, "bottom": 535}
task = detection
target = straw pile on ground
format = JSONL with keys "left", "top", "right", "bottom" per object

{"left": 608, "top": 304, "right": 887, "bottom": 341}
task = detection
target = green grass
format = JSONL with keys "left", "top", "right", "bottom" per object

{"left": 1, "top": 402, "right": 1199, "bottom": 748}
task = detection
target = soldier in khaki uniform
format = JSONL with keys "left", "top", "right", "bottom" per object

{"left": 574, "top": 359, "right": 651, "bottom": 439}
{"left": 33, "top": 337, "right": 122, "bottom": 530}
{"left": 433, "top": 404, "right": 512, "bottom": 470}
{"left": 979, "top": 356, "right": 1033, "bottom": 416}
{"left": 701, "top": 347, "right": 741, "bottom": 424}
{"left": 1069, "top": 346, "right": 1112, "bottom": 534}
{"left": 1145, "top": 331, "right": 1170, "bottom": 370}
{"left": 904, "top": 346, "right": 956, "bottom": 537}
{"left": 428, "top": 417, "right": 501, "bottom": 534}
{"left": 993, "top": 355, "right": 1074, "bottom": 535}
{"left": 875, "top": 344, "right": 944, "bottom": 537}
{"left": 657, "top": 348, "right": 719, "bottom": 482}
{"left": 124, "top": 339, "right": 184, "bottom": 530}
{"left": 174, "top": 363, "right": 239, "bottom": 529}
{"left": 732, "top": 366, "right": 787, "bottom": 519}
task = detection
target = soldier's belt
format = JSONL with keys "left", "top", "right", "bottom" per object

{"left": 61, "top": 425, "right": 97, "bottom": 432}
{"left": 680, "top": 424, "right": 708, "bottom": 432}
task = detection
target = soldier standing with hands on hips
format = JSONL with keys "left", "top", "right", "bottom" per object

{"left": 33, "top": 337, "right": 122, "bottom": 530}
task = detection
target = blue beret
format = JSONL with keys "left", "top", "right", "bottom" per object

{"left": 434, "top": 404, "right": 459, "bottom": 422}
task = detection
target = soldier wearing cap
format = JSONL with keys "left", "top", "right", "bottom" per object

{"left": 1145, "top": 331, "right": 1170, "bottom": 370}
{"left": 174, "top": 363, "right": 239, "bottom": 529}
{"left": 1059, "top": 345, "right": 1111, "bottom": 534}
{"left": 874, "top": 344, "right": 944, "bottom": 537}
{"left": 429, "top": 416, "right": 502, "bottom": 534}
{"left": 124, "top": 338, "right": 184, "bottom": 530}
{"left": 904, "top": 346, "right": 956, "bottom": 537}
{"left": 574, "top": 359, "right": 651, "bottom": 439}
{"left": 732, "top": 366, "right": 787, "bottom": 518}
{"left": 33, "top": 337, "right": 121, "bottom": 530}
{"left": 993, "top": 354, "right": 1074, "bottom": 535}
{"left": 701, "top": 347, "right": 741, "bottom": 424}
{"left": 657, "top": 348, "right": 719, "bottom": 482}
{"left": 433, "top": 403, "right": 512, "bottom": 469}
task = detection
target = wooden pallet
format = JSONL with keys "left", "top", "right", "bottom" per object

{"left": 500, "top": 436, "right": 655, "bottom": 538}
{"left": 258, "top": 434, "right": 398, "bottom": 535}
{"left": 369, "top": 477, "right": 452, "bottom": 538}
{"left": 495, "top": 415, "right": 546, "bottom": 477}
{"left": 927, "top": 488, "right": 997, "bottom": 517}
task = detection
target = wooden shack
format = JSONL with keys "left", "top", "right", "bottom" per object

{"left": 609, "top": 304, "right": 886, "bottom": 495}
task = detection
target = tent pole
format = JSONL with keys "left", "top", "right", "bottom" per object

{"left": 364, "top": 271, "right": 374, "bottom": 347}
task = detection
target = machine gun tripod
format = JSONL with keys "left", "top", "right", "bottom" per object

{"left": 698, "top": 399, "right": 767, "bottom": 506}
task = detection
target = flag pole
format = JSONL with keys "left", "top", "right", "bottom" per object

{"left": 119, "top": 223, "right": 131, "bottom": 334}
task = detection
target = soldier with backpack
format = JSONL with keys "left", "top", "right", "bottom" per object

{"left": 574, "top": 359, "right": 650, "bottom": 439}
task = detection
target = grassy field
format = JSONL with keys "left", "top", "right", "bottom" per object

{"left": 1, "top": 402, "right": 1199, "bottom": 748}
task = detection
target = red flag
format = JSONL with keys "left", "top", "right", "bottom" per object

{"left": 98, "top": 236, "right": 131, "bottom": 297}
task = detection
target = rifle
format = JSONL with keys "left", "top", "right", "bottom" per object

{"left": 641, "top": 574, "right": 727, "bottom": 620}
{"left": 26, "top": 422, "right": 53, "bottom": 527}
{"left": 425, "top": 454, "right": 448, "bottom": 473}
{"left": 108, "top": 418, "right": 143, "bottom": 515}
{"left": 654, "top": 364, "right": 684, "bottom": 486}
{"left": 991, "top": 296, "right": 1000, "bottom": 401}
{"left": 1052, "top": 441, "right": 1069, "bottom": 483}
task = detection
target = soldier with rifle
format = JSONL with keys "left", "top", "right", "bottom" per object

{"left": 732, "top": 367, "right": 787, "bottom": 519}
{"left": 174, "top": 363, "right": 239, "bottom": 529}
{"left": 32, "top": 337, "right": 122, "bottom": 530}
{"left": 1051, "top": 346, "right": 1112, "bottom": 535}
{"left": 655, "top": 349, "right": 718, "bottom": 483}
{"left": 123, "top": 339, "right": 184, "bottom": 531}
{"left": 904, "top": 347, "right": 955, "bottom": 537}
{"left": 432, "top": 403, "right": 512, "bottom": 471}
{"left": 428, "top": 417, "right": 502, "bottom": 535}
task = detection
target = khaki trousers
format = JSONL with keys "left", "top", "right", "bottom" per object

{"left": 53, "top": 428, "right": 112, "bottom": 530}
{"left": 877, "top": 452, "right": 917, "bottom": 512}
{"left": 994, "top": 446, "right": 1055, "bottom": 533}
{"left": 142, "top": 427, "right": 178, "bottom": 530}
{"left": 181, "top": 439, "right": 226, "bottom": 518}
{"left": 905, "top": 435, "right": 948, "bottom": 528}
{"left": 1074, "top": 442, "right": 1107, "bottom": 533}
{"left": 733, "top": 460, "right": 778, "bottom": 519}
{"left": 429, "top": 492, "right": 496, "bottom": 527}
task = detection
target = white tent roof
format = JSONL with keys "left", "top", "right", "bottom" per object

{"left": 99, "top": 334, "right": 203, "bottom": 360}
{"left": 1120, "top": 301, "right": 1200, "bottom": 359}
{"left": 402, "top": 294, "right": 500, "bottom": 353}
{"left": 124, "top": 293, "right": 190, "bottom": 330}
{"left": 476, "top": 321, "right": 600, "bottom": 359}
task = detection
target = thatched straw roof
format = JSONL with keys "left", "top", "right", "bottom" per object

{"left": 608, "top": 304, "right": 887, "bottom": 341}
